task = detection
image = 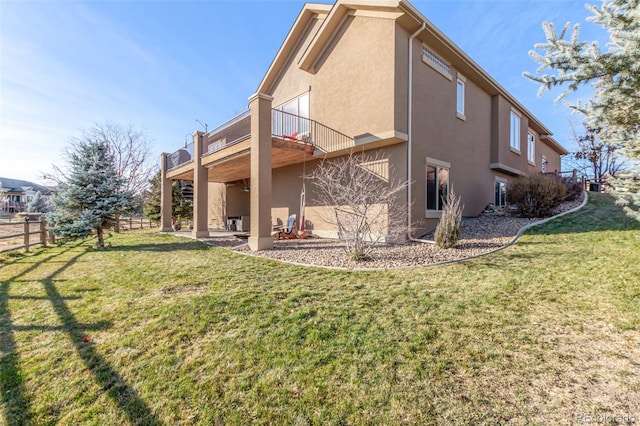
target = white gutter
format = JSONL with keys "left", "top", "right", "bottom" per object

{"left": 407, "top": 22, "right": 434, "bottom": 244}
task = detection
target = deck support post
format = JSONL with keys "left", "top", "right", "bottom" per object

{"left": 248, "top": 93, "right": 274, "bottom": 251}
{"left": 160, "top": 153, "right": 174, "bottom": 232}
{"left": 192, "top": 131, "right": 209, "bottom": 238}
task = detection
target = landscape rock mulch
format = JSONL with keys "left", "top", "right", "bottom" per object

{"left": 200, "top": 194, "right": 585, "bottom": 270}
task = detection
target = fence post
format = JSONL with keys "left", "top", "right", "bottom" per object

{"left": 40, "top": 219, "right": 47, "bottom": 247}
{"left": 23, "top": 221, "right": 30, "bottom": 252}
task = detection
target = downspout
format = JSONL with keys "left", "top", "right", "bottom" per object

{"left": 407, "top": 22, "right": 434, "bottom": 243}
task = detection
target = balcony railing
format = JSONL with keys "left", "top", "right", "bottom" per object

{"left": 272, "top": 109, "right": 354, "bottom": 153}
{"left": 203, "top": 109, "right": 251, "bottom": 156}
{"left": 166, "top": 109, "right": 355, "bottom": 171}
{"left": 166, "top": 142, "right": 194, "bottom": 171}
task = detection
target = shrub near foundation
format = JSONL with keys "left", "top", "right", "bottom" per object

{"left": 435, "top": 188, "right": 463, "bottom": 249}
{"left": 508, "top": 173, "right": 567, "bottom": 217}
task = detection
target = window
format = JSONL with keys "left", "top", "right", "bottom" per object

{"left": 426, "top": 162, "right": 449, "bottom": 211}
{"left": 495, "top": 181, "right": 507, "bottom": 206}
{"left": 273, "top": 92, "right": 310, "bottom": 138}
{"left": 456, "top": 75, "right": 465, "bottom": 119}
{"left": 510, "top": 111, "right": 521, "bottom": 152}
{"left": 527, "top": 132, "right": 535, "bottom": 164}
{"left": 422, "top": 45, "right": 452, "bottom": 79}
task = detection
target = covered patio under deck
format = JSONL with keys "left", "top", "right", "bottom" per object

{"left": 160, "top": 93, "right": 353, "bottom": 251}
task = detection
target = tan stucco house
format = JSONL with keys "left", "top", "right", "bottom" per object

{"left": 160, "top": 0, "right": 568, "bottom": 251}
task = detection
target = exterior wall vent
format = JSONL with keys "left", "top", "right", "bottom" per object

{"left": 422, "top": 45, "right": 452, "bottom": 79}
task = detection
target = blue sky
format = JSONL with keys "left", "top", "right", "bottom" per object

{"left": 1, "top": 0, "right": 607, "bottom": 184}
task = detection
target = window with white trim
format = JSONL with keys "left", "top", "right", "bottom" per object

{"left": 456, "top": 75, "right": 465, "bottom": 119}
{"left": 273, "top": 92, "right": 310, "bottom": 138}
{"left": 510, "top": 111, "right": 521, "bottom": 152}
{"left": 495, "top": 180, "right": 507, "bottom": 206}
{"left": 527, "top": 131, "right": 535, "bottom": 164}
{"left": 426, "top": 161, "right": 450, "bottom": 212}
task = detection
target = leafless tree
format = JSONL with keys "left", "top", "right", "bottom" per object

{"left": 569, "top": 120, "right": 627, "bottom": 182}
{"left": 44, "top": 122, "right": 155, "bottom": 195}
{"left": 310, "top": 151, "right": 409, "bottom": 261}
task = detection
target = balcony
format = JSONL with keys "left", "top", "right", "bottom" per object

{"left": 271, "top": 109, "right": 353, "bottom": 153}
{"left": 165, "top": 109, "right": 355, "bottom": 182}
{"left": 205, "top": 109, "right": 252, "bottom": 155}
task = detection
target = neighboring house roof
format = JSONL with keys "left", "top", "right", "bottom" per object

{"left": 257, "top": 0, "right": 568, "bottom": 156}
{"left": 0, "top": 177, "right": 52, "bottom": 195}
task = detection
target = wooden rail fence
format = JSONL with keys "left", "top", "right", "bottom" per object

{"left": 0, "top": 216, "right": 157, "bottom": 254}
{"left": 0, "top": 220, "right": 51, "bottom": 253}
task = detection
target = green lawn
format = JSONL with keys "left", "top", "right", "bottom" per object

{"left": 1, "top": 193, "right": 639, "bottom": 425}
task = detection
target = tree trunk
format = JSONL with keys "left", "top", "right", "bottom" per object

{"left": 96, "top": 226, "right": 104, "bottom": 248}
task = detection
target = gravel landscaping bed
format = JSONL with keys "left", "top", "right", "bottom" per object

{"left": 201, "top": 194, "right": 585, "bottom": 270}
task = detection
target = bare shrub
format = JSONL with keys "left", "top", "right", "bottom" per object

{"left": 508, "top": 174, "right": 567, "bottom": 217}
{"left": 434, "top": 188, "right": 463, "bottom": 249}
{"left": 561, "top": 176, "right": 583, "bottom": 202}
{"left": 310, "top": 151, "right": 408, "bottom": 261}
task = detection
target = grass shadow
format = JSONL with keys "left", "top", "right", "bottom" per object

{"left": 0, "top": 245, "right": 163, "bottom": 425}
{"left": 0, "top": 280, "right": 32, "bottom": 426}
{"left": 0, "top": 247, "right": 75, "bottom": 425}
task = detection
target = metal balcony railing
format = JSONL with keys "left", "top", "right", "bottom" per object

{"left": 272, "top": 109, "right": 354, "bottom": 153}
{"left": 166, "top": 109, "right": 354, "bottom": 171}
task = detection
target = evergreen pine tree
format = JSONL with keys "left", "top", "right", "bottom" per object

{"left": 47, "top": 139, "right": 134, "bottom": 248}
{"left": 143, "top": 170, "right": 193, "bottom": 224}
{"left": 525, "top": 0, "right": 640, "bottom": 219}
{"left": 26, "top": 191, "right": 49, "bottom": 213}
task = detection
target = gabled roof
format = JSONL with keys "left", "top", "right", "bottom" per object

{"left": 256, "top": 0, "right": 568, "bottom": 155}
{"left": 0, "top": 177, "right": 52, "bottom": 195}
{"left": 257, "top": 3, "right": 332, "bottom": 95}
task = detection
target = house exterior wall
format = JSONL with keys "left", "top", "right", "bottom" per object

{"left": 265, "top": 6, "right": 565, "bottom": 237}
{"left": 226, "top": 181, "right": 250, "bottom": 218}
{"left": 270, "top": 13, "right": 398, "bottom": 140}
{"left": 269, "top": 17, "right": 322, "bottom": 108}
{"left": 538, "top": 140, "right": 562, "bottom": 174}
{"left": 270, "top": 143, "right": 407, "bottom": 238}
{"left": 165, "top": 1, "right": 568, "bottom": 245}
{"left": 207, "top": 182, "right": 226, "bottom": 230}
{"left": 399, "top": 25, "right": 494, "bottom": 234}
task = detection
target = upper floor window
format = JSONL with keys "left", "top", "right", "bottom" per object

{"left": 276, "top": 92, "right": 309, "bottom": 118}
{"left": 527, "top": 131, "right": 535, "bottom": 164}
{"left": 426, "top": 158, "right": 450, "bottom": 213}
{"left": 422, "top": 45, "right": 452, "bottom": 80}
{"left": 273, "top": 92, "right": 309, "bottom": 138}
{"left": 510, "top": 111, "right": 521, "bottom": 152}
{"left": 456, "top": 75, "right": 466, "bottom": 120}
